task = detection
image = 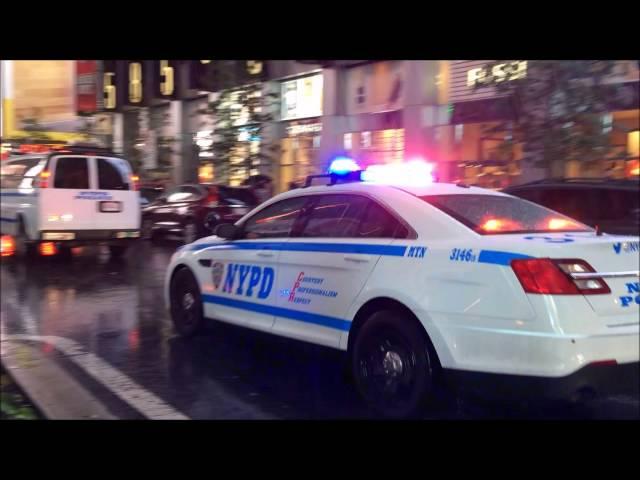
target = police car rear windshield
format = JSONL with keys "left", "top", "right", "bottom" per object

{"left": 421, "top": 194, "right": 594, "bottom": 235}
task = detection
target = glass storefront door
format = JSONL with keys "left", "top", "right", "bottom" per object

{"left": 279, "top": 134, "right": 320, "bottom": 192}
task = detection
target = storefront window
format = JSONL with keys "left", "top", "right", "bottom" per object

{"left": 280, "top": 74, "right": 323, "bottom": 121}
{"left": 344, "top": 128, "right": 405, "bottom": 167}
{"left": 628, "top": 130, "right": 639, "bottom": 177}
{"left": 344, "top": 133, "right": 352, "bottom": 150}
{"left": 199, "top": 163, "right": 214, "bottom": 182}
{"left": 629, "top": 130, "right": 639, "bottom": 159}
{"left": 279, "top": 134, "right": 320, "bottom": 192}
{"left": 453, "top": 122, "right": 522, "bottom": 189}
{"left": 362, "top": 131, "right": 372, "bottom": 148}
{"left": 374, "top": 129, "right": 404, "bottom": 163}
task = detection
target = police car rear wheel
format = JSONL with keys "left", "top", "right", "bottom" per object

{"left": 352, "top": 311, "right": 433, "bottom": 419}
{"left": 170, "top": 268, "right": 204, "bottom": 337}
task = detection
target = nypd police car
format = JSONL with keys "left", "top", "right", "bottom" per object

{"left": 165, "top": 159, "right": 640, "bottom": 418}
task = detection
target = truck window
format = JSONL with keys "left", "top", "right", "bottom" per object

{"left": 97, "top": 158, "right": 129, "bottom": 190}
{"left": 53, "top": 157, "right": 89, "bottom": 189}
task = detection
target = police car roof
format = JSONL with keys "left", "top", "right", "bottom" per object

{"left": 283, "top": 181, "right": 505, "bottom": 198}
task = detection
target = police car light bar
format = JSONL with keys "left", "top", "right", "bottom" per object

{"left": 361, "top": 160, "right": 435, "bottom": 186}
{"left": 305, "top": 158, "right": 436, "bottom": 188}
{"left": 304, "top": 171, "right": 364, "bottom": 188}
{"left": 328, "top": 157, "right": 361, "bottom": 175}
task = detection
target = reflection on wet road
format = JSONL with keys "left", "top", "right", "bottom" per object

{"left": 1, "top": 241, "right": 638, "bottom": 419}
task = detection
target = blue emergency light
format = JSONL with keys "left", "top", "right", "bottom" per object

{"left": 328, "top": 157, "right": 361, "bottom": 175}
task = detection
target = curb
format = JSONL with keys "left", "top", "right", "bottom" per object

{"left": 1, "top": 361, "right": 45, "bottom": 419}
{"left": 1, "top": 340, "right": 117, "bottom": 419}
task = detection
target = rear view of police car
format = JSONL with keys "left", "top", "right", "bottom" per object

{"left": 164, "top": 160, "right": 639, "bottom": 418}
{"left": 0, "top": 145, "right": 140, "bottom": 258}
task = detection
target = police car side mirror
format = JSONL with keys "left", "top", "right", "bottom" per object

{"left": 215, "top": 223, "right": 238, "bottom": 240}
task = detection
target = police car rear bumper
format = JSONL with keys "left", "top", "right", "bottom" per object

{"left": 40, "top": 229, "right": 140, "bottom": 243}
{"left": 443, "top": 361, "right": 639, "bottom": 402}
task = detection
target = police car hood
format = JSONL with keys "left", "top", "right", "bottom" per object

{"left": 191, "top": 235, "right": 226, "bottom": 247}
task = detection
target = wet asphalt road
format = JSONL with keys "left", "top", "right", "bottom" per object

{"left": 1, "top": 240, "right": 638, "bottom": 420}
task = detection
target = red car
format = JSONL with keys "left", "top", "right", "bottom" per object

{"left": 141, "top": 183, "right": 259, "bottom": 243}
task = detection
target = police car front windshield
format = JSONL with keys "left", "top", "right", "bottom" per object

{"left": 421, "top": 194, "right": 594, "bottom": 235}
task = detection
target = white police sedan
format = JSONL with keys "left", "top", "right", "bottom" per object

{"left": 165, "top": 160, "right": 639, "bottom": 418}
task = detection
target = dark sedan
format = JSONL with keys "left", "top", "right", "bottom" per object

{"left": 141, "top": 183, "right": 259, "bottom": 243}
{"left": 503, "top": 178, "right": 640, "bottom": 236}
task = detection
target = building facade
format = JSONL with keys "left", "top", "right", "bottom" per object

{"left": 4, "top": 60, "right": 637, "bottom": 189}
{"left": 447, "top": 60, "right": 640, "bottom": 188}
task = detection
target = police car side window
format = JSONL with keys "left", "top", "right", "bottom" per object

{"left": 242, "top": 197, "right": 308, "bottom": 239}
{"left": 359, "top": 201, "right": 408, "bottom": 239}
{"left": 0, "top": 159, "right": 40, "bottom": 189}
{"left": 299, "top": 194, "right": 368, "bottom": 238}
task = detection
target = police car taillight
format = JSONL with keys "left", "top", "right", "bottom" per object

{"left": 511, "top": 258, "right": 610, "bottom": 295}
{"left": 554, "top": 259, "right": 611, "bottom": 294}
{"left": 130, "top": 174, "right": 139, "bottom": 191}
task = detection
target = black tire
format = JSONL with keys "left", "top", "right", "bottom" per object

{"left": 351, "top": 310, "right": 435, "bottom": 419}
{"left": 109, "top": 245, "right": 128, "bottom": 258}
{"left": 170, "top": 268, "right": 204, "bottom": 337}
{"left": 14, "top": 219, "right": 35, "bottom": 260}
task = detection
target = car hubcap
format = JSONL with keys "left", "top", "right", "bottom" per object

{"left": 176, "top": 288, "right": 197, "bottom": 328}
{"left": 382, "top": 350, "right": 404, "bottom": 377}
{"left": 358, "top": 330, "right": 418, "bottom": 412}
{"left": 182, "top": 292, "right": 195, "bottom": 310}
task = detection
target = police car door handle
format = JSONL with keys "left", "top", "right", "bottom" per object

{"left": 343, "top": 254, "right": 371, "bottom": 263}
{"left": 257, "top": 251, "right": 275, "bottom": 258}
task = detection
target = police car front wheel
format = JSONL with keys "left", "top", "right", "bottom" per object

{"left": 170, "top": 268, "right": 205, "bottom": 337}
{"left": 352, "top": 310, "right": 435, "bottom": 419}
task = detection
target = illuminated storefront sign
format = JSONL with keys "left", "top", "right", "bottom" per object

{"left": 281, "top": 74, "right": 323, "bottom": 121}
{"left": 467, "top": 61, "right": 528, "bottom": 87}
{"left": 286, "top": 123, "right": 322, "bottom": 136}
{"left": 76, "top": 61, "right": 98, "bottom": 115}
{"left": 1, "top": 60, "right": 87, "bottom": 142}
